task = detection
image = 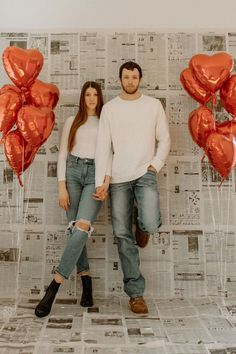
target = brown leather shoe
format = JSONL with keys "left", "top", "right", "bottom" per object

{"left": 129, "top": 297, "right": 148, "bottom": 314}
{"left": 135, "top": 224, "right": 150, "bottom": 248}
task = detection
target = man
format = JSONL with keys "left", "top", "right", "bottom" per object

{"left": 95, "top": 61, "right": 170, "bottom": 314}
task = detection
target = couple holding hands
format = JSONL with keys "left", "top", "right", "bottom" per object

{"left": 35, "top": 61, "right": 170, "bottom": 317}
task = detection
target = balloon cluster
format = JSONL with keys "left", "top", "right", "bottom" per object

{"left": 180, "top": 52, "right": 236, "bottom": 183}
{"left": 0, "top": 47, "right": 59, "bottom": 186}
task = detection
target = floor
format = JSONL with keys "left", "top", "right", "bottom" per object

{"left": 0, "top": 296, "right": 236, "bottom": 353}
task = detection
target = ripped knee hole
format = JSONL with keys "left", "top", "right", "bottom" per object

{"left": 75, "top": 220, "right": 91, "bottom": 231}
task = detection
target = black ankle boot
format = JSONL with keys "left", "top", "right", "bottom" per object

{"left": 35, "top": 280, "right": 60, "bottom": 317}
{"left": 80, "top": 275, "right": 93, "bottom": 307}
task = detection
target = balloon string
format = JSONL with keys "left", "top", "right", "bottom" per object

{"left": 223, "top": 178, "right": 232, "bottom": 301}
{"left": 210, "top": 97, "right": 226, "bottom": 296}
{"left": 201, "top": 153, "right": 205, "bottom": 162}
{"left": 14, "top": 141, "right": 25, "bottom": 311}
{"left": 18, "top": 139, "right": 25, "bottom": 188}
{"left": 15, "top": 172, "right": 24, "bottom": 314}
{"left": 217, "top": 173, "right": 229, "bottom": 297}
{"left": 216, "top": 172, "right": 223, "bottom": 293}
{"left": 2, "top": 158, "right": 13, "bottom": 227}
{"left": 218, "top": 177, "right": 225, "bottom": 188}
{"left": 23, "top": 168, "right": 34, "bottom": 226}
{"left": 212, "top": 96, "right": 225, "bottom": 295}
{"left": 206, "top": 162, "right": 223, "bottom": 296}
{"left": 3, "top": 152, "right": 24, "bottom": 312}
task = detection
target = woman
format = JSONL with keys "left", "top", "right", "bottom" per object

{"left": 35, "top": 81, "right": 109, "bottom": 317}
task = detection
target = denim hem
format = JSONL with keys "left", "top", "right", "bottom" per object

{"left": 139, "top": 222, "right": 162, "bottom": 234}
{"left": 129, "top": 294, "right": 144, "bottom": 299}
{"left": 55, "top": 269, "right": 69, "bottom": 280}
{"left": 77, "top": 268, "right": 90, "bottom": 274}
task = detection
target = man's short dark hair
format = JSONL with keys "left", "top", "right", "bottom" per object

{"left": 119, "top": 61, "right": 142, "bottom": 79}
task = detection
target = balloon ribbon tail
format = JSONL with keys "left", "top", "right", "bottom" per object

{"left": 18, "top": 174, "right": 23, "bottom": 187}
{"left": 218, "top": 177, "right": 225, "bottom": 188}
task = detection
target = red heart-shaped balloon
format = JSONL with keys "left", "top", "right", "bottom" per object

{"left": 0, "top": 85, "right": 22, "bottom": 135}
{"left": 2, "top": 47, "right": 44, "bottom": 89}
{"left": 205, "top": 131, "right": 236, "bottom": 178}
{"left": 28, "top": 79, "right": 59, "bottom": 109}
{"left": 4, "top": 130, "right": 39, "bottom": 177}
{"left": 0, "top": 84, "right": 22, "bottom": 95}
{"left": 180, "top": 68, "right": 212, "bottom": 104}
{"left": 17, "top": 105, "right": 55, "bottom": 147}
{"left": 188, "top": 106, "right": 216, "bottom": 148}
{"left": 190, "top": 53, "right": 233, "bottom": 93}
{"left": 220, "top": 74, "right": 236, "bottom": 117}
{"left": 216, "top": 120, "right": 236, "bottom": 139}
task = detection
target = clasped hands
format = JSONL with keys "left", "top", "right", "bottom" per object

{"left": 93, "top": 187, "right": 108, "bottom": 201}
{"left": 93, "top": 176, "right": 110, "bottom": 201}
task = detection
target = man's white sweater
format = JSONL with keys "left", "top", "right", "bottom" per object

{"left": 95, "top": 94, "right": 170, "bottom": 187}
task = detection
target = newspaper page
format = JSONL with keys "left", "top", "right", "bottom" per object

{"left": 198, "top": 32, "right": 227, "bottom": 53}
{"left": 107, "top": 32, "right": 136, "bottom": 90}
{"left": 172, "top": 230, "right": 206, "bottom": 297}
{"left": 140, "top": 230, "right": 173, "bottom": 298}
{"left": 0, "top": 227, "right": 19, "bottom": 298}
{"left": 204, "top": 229, "right": 236, "bottom": 297}
{"left": 19, "top": 227, "right": 45, "bottom": 299}
{"left": 168, "top": 159, "right": 201, "bottom": 225}
{"left": 168, "top": 93, "right": 199, "bottom": 157}
{"left": 201, "top": 162, "right": 234, "bottom": 227}
{"left": 168, "top": 32, "right": 196, "bottom": 90}
{"left": 29, "top": 32, "right": 49, "bottom": 82}
{"left": 137, "top": 32, "right": 167, "bottom": 90}
{"left": 80, "top": 32, "right": 106, "bottom": 89}
{"left": 50, "top": 33, "right": 79, "bottom": 90}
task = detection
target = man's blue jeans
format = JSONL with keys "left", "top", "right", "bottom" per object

{"left": 56, "top": 154, "right": 101, "bottom": 279}
{"left": 109, "top": 170, "right": 161, "bottom": 298}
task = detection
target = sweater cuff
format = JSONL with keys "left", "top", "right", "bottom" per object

{"left": 150, "top": 158, "right": 164, "bottom": 174}
{"left": 95, "top": 177, "right": 104, "bottom": 188}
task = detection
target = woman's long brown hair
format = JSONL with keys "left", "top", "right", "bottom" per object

{"left": 67, "top": 81, "right": 104, "bottom": 152}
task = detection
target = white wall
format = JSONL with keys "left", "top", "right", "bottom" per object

{"left": 0, "top": 0, "right": 235, "bottom": 30}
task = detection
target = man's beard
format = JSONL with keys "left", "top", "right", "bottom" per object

{"left": 121, "top": 83, "right": 139, "bottom": 95}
